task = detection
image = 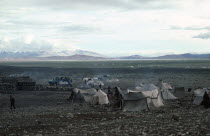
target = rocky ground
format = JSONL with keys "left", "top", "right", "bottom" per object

{"left": 0, "top": 92, "right": 210, "bottom": 136}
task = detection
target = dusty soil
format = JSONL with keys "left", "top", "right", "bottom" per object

{"left": 0, "top": 91, "right": 210, "bottom": 136}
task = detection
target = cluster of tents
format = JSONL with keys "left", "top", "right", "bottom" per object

{"left": 68, "top": 79, "right": 210, "bottom": 111}
{"left": 69, "top": 80, "right": 179, "bottom": 111}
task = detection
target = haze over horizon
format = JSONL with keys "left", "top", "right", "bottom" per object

{"left": 0, "top": 0, "right": 210, "bottom": 57}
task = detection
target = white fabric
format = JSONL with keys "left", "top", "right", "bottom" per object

{"left": 161, "top": 89, "right": 177, "bottom": 100}
{"left": 157, "top": 81, "right": 177, "bottom": 100}
{"left": 91, "top": 90, "right": 109, "bottom": 105}
{"left": 194, "top": 89, "right": 206, "bottom": 96}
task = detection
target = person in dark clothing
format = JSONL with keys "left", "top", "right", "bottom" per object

{"left": 114, "top": 87, "right": 123, "bottom": 109}
{"left": 68, "top": 91, "right": 75, "bottom": 102}
{"left": 10, "top": 95, "right": 16, "bottom": 110}
{"left": 107, "top": 86, "right": 112, "bottom": 100}
{"left": 201, "top": 92, "right": 210, "bottom": 108}
{"left": 108, "top": 86, "right": 111, "bottom": 91}
{"left": 114, "top": 87, "right": 120, "bottom": 98}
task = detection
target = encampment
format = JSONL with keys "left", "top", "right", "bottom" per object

{"left": 156, "top": 81, "right": 177, "bottom": 100}
{"left": 91, "top": 90, "right": 109, "bottom": 105}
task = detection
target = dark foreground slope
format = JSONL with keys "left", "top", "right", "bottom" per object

{"left": 0, "top": 91, "right": 209, "bottom": 136}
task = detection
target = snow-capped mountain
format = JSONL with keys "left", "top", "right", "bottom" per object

{"left": 43, "top": 49, "right": 104, "bottom": 57}
{"left": 0, "top": 49, "right": 104, "bottom": 59}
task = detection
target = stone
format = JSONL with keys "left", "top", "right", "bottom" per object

{"left": 172, "top": 114, "right": 179, "bottom": 121}
{"left": 66, "top": 113, "right": 74, "bottom": 118}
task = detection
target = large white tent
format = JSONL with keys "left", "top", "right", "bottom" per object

{"left": 122, "top": 84, "right": 164, "bottom": 112}
{"left": 91, "top": 90, "right": 109, "bottom": 105}
{"left": 156, "top": 81, "right": 177, "bottom": 100}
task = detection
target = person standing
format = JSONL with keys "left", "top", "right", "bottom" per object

{"left": 10, "top": 95, "right": 16, "bottom": 110}
{"left": 107, "top": 86, "right": 112, "bottom": 100}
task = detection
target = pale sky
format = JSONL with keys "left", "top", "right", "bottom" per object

{"left": 0, "top": 0, "right": 210, "bottom": 57}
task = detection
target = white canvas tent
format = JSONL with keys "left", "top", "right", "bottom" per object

{"left": 193, "top": 88, "right": 210, "bottom": 105}
{"left": 73, "top": 88, "right": 97, "bottom": 103}
{"left": 122, "top": 84, "right": 164, "bottom": 112}
{"left": 156, "top": 81, "right": 177, "bottom": 100}
{"left": 91, "top": 90, "right": 109, "bottom": 105}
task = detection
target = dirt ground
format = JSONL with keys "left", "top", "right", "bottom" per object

{"left": 0, "top": 64, "right": 210, "bottom": 135}
{"left": 0, "top": 91, "right": 210, "bottom": 136}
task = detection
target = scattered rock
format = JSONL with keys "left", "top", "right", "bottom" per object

{"left": 66, "top": 113, "right": 74, "bottom": 118}
{"left": 172, "top": 114, "right": 179, "bottom": 121}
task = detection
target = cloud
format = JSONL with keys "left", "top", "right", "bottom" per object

{"left": 0, "top": 37, "right": 54, "bottom": 52}
{"left": 171, "top": 26, "right": 210, "bottom": 30}
{"left": 0, "top": 0, "right": 210, "bottom": 56}
{"left": 0, "top": 0, "right": 179, "bottom": 10}
{"left": 170, "top": 25, "right": 210, "bottom": 40}
{"left": 193, "top": 32, "right": 210, "bottom": 39}
{"left": 59, "top": 25, "right": 98, "bottom": 33}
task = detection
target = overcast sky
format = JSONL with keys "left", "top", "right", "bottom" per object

{"left": 0, "top": 0, "right": 210, "bottom": 57}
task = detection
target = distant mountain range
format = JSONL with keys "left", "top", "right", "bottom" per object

{"left": 154, "top": 53, "right": 210, "bottom": 59}
{"left": 116, "top": 55, "right": 144, "bottom": 59}
{"left": 0, "top": 50, "right": 210, "bottom": 60}
{"left": 40, "top": 54, "right": 106, "bottom": 60}
{"left": 120, "top": 53, "right": 210, "bottom": 60}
